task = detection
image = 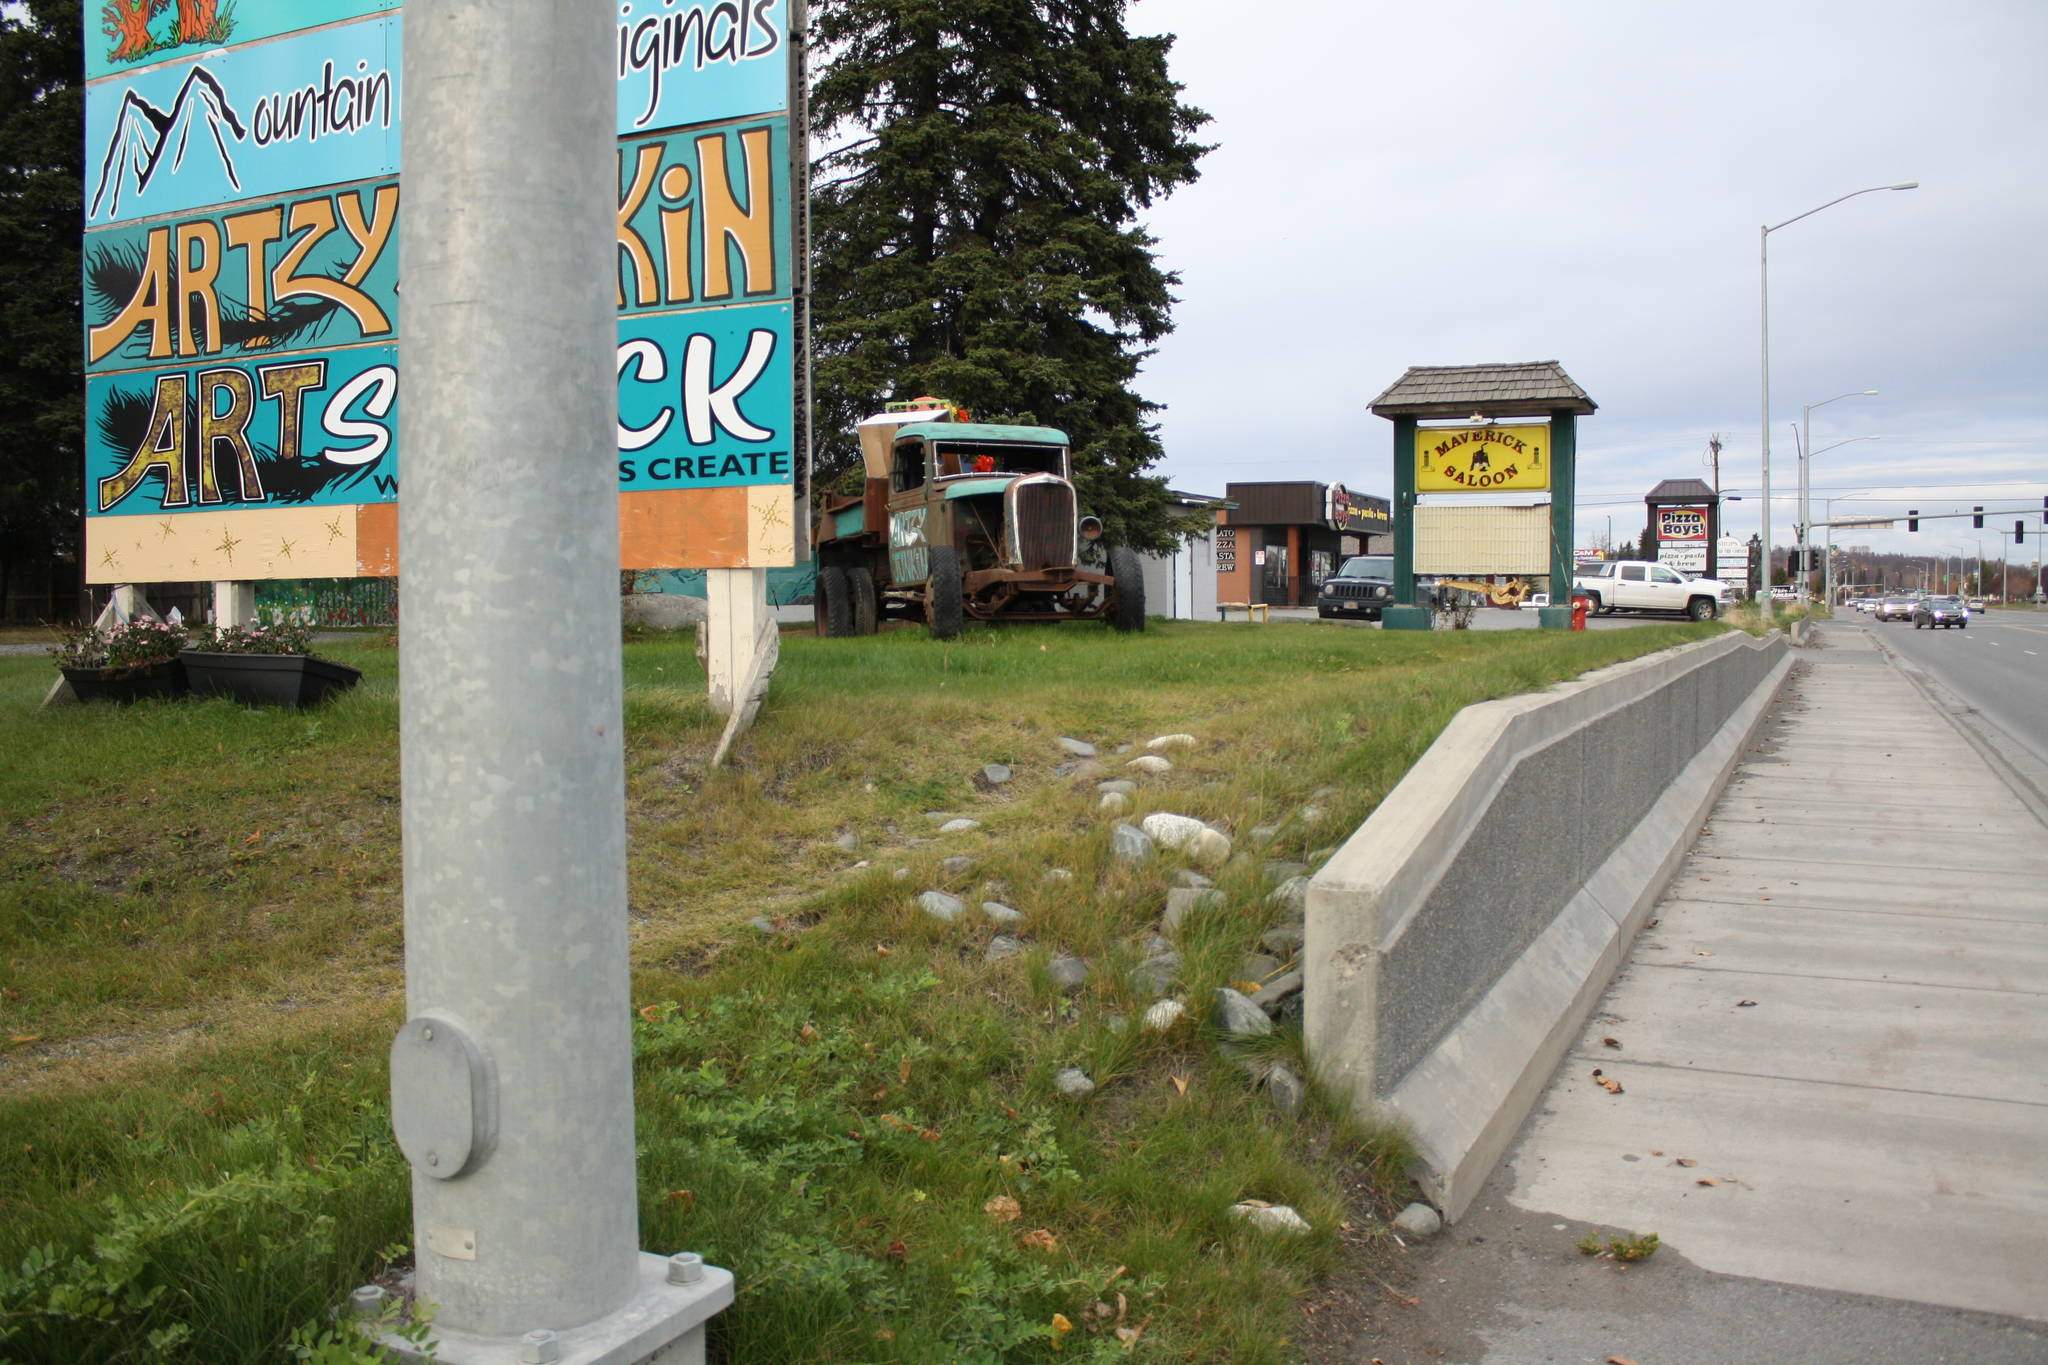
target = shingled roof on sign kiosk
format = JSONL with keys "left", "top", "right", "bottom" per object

{"left": 1369, "top": 361, "right": 1597, "bottom": 419}
{"left": 1647, "top": 478, "right": 1716, "bottom": 503}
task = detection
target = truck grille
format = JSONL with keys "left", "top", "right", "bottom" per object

{"left": 1011, "top": 481, "right": 1076, "bottom": 570}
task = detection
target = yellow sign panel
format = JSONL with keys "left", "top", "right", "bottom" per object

{"left": 1416, "top": 425, "right": 1551, "bottom": 493}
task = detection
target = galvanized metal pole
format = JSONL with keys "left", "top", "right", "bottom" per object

{"left": 391, "top": 2, "right": 728, "bottom": 1355}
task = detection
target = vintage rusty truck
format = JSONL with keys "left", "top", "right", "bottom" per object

{"left": 810, "top": 400, "right": 1144, "bottom": 638}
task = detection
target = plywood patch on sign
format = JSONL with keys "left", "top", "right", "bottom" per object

{"left": 1414, "top": 505, "right": 1550, "bottom": 576}
{"left": 619, "top": 487, "right": 750, "bottom": 569}
{"left": 355, "top": 502, "right": 399, "bottom": 577}
{"left": 87, "top": 505, "right": 368, "bottom": 584}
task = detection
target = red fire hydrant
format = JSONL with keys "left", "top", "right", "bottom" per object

{"left": 1569, "top": 593, "right": 1590, "bottom": 631}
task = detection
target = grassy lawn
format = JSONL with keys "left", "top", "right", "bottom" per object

{"left": 0, "top": 615, "right": 1720, "bottom": 1362}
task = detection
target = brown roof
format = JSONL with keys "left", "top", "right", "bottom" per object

{"left": 1369, "top": 361, "right": 1597, "bottom": 418}
{"left": 1646, "top": 478, "right": 1717, "bottom": 502}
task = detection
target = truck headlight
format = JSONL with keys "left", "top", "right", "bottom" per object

{"left": 1079, "top": 516, "right": 1104, "bottom": 542}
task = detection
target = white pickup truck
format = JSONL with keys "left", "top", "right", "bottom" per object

{"left": 1571, "top": 560, "right": 1729, "bottom": 621}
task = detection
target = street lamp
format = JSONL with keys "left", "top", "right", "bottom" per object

{"left": 1758, "top": 182, "right": 1917, "bottom": 592}
{"left": 1800, "top": 391, "right": 1879, "bottom": 575}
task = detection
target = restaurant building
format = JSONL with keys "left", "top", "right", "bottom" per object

{"left": 1215, "top": 482, "right": 1393, "bottom": 608}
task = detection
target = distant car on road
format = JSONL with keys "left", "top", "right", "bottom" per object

{"left": 1913, "top": 596, "right": 1968, "bottom": 629}
{"left": 1968, "top": 597, "right": 1987, "bottom": 611}
{"left": 1873, "top": 595, "right": 1918, "bottom": 622}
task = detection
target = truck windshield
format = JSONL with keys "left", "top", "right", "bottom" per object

{"left": 1335, "top": 556, "right": 1392, "bottom": 579}
{"left": 936, "top": 442, "right": 1068, "bottom": 479}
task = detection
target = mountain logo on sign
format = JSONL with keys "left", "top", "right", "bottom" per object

{"left": 91, "top": 66, "right": 247, "bottom": 222}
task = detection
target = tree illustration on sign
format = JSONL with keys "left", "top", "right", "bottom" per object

{"left": 176, "top": 0, "right": 221, "bottom": 43}
{"left": 102, "top": 0, "right": 167, "bottom": 62}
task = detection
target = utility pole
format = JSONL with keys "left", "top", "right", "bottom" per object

{"left": 385, "top": 1, "right": 730, "bottom": 1359}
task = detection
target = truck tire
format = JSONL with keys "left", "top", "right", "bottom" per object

{"left": 1687, "top": 596, "right": 1717, "bottom": 622}
{"left": 926, "top": 546, "right": 964, "bottom": 639}
{"left": 816, "top": 564, "right": 852, "bottom": 637}
{"left": 1109, "top": 546, "right": 1145, "bottom": 632}
{"left": 1582, "top": 590, "right": 1608, "bottom": 616}
{"left": 848, "top": 564, "right": 878, "bottom": 635}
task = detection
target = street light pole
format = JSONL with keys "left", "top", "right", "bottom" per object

{"left": 1800, "top": 390, "right": 1878, "bottom": 581}
{"left": 1759, "top": 182, "right": 1917, "bottom": 594}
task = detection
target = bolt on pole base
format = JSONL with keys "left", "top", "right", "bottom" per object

{"left": 363, "top": 1252, "right": 734, "bottom": 1365}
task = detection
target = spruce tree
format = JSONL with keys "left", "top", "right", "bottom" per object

{"left": 0, "top": 0, "right": 84, "bottom": 617}
{"left": 808, "top": 0, "right": 1210, "bottom": 549}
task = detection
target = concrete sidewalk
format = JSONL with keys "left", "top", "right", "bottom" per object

{"left": 1358, "top": 621, "right": 2048, "bottom": 1362}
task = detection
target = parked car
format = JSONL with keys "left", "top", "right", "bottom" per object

{"left": 1874, "top": 595, "right": 1918, "bottom": 622}
{"left": 1912, "top": 596, "right": 1968, "bottom": 629}
{"left": 1316, "top": 554, "right": 1395, "bottom": 620}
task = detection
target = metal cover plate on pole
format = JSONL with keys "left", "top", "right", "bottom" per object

{"left": 390, "top": 1012, "right": 497, "bottom": 1181}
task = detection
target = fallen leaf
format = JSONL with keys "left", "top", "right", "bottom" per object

{"left": 664, "top": 1189, "right": 695, "bottom": 1211}
{"left": 7, "top": 1035, "right": 42, "bottom": 1046}
{"left": 1647, "top": 918, "right": 1660, "bottom": 928}
{"left": 1117, "top": 1322, "right": 1148, "bottom": 1347}
{"left": 874, "top": 943, "right": 892, "bottom": 956}
{"left": 1650, "top": 1149, "right": 1663, "bottom": 1156}
{"left": 884, "top": 1238, "right": 908, "bottom": 1260}
{"left": 1597, "top": 1076, "right": 1624, "bottom": 1095}
{"left": 1602, "top": 1037, "right": 1623, "bottom": 1049}
{"left": 1000, "top": 1104, "right": 1021, "bottom": 1120}
{"left": 1693, "top": 949, "right": 1714, "bottom": 957}
{"left": 243, "top": 830, "right": 263, "bottom": 845}
{"left": 1675, "top": 1158, "right": 1697, "bottom": 1168}
{"left": 1607, "top": 1356, "right": 1642, "bottom": 1364}
{"left": 1696, "top": 1177, "right": 1718, "bottom": 1186}
{"left": 984, "top": 1195, "right": 1022, "bottom": 1223}
{"left": 1736, "top": 1000, "right": 1758, "bottom": 1007}
{"left": 799, "top": 1021, "right": 817, "bottom": 1041}
{"left": 898, "top": 1056, "right": 913, "bottom": 1086}
{"left": 1051, "top": 1312, "right": 1074, "bottom": 1340}
{"left": 1168, "top": 1073, "right": 1190, "bottom": 1096}
{"left": 1018, "top": 1227, "right": 1058, "bottom": 1252}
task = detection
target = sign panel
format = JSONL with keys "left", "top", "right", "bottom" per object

{"left": 1415, "top": 424, "right": 1551, "bottom": 493}
{"left": 1656, "top": 505, "right": 1709, "bottom": 542}
{"left": 1413, "top": 505, "right": 1548, "bottom": 575}
{"left": 84, "top": 0, "right": 802, "bottom": 583}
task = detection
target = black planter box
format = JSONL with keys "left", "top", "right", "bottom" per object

{"left": 179, "top": 651, "right": 363, "bottom": 708}
{"left": 59, "top": 659, "right": 186, "bottom": 704}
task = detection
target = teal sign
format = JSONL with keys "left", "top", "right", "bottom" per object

{"left": 84, "top": 0, "right": 799, "bottom": 533}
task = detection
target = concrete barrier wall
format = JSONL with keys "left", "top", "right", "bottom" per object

{"left": 1304, "top": 631, "right": 1791, "bottom": 1220}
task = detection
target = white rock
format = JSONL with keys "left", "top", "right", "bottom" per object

{"left": 917, "top": 890, "right": 965, "bottom": 922}
{"left": 1043, "top": 867, "right": 1075, "bottom": 884}
{"left": 1099, "top": 791, "right": 1130, "bottom": 815}
{"left": 939, "top": 818, "right": 982, "bottom": 834}
{"left": 1231, "top": 1202, "right": 1311, "bottom": 1236}
{"left": 1393, "top": 1202, "right": 1443, "bottom": 1238}
{"left": 1126, "top": 755, "right": 1173, "bottom": 776}
{"left": 1141, "top": 812, "right": 1207, "bottom": 848}
{"left": 982, "top": 901, "right": 1025, "bottom": 926}
{"left": 1142, "top": 999, "right": 1186, "bottom": 1030}
{"left": 1146, "top": 734, "right": 1196, "bottom": 752}
{"left": 1188, "top": 827, "right": 1233, "bottom": 865}
{"left": 1054, "top": 1067, "right": 1096, "bottom": 1097}
{"left": 1056, "top": 737, "right": 1097, "bottom": 757}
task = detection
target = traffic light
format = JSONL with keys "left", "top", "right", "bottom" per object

{"left": 2018, "top": 521, "right": 2026, "bottom": 545}
{"left": 1907, "top": 509, "right": 1919, "bottom": 532}
{"left": 1973, "top": 506, "right": 1984, "bottom": 529}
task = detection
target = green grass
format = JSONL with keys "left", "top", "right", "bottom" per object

{"left": 0, "top": 616, "right": 1720, "bottom": 1361}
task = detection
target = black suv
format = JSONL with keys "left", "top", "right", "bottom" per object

{"left": 1316, "top": 555, "right": 1395, "bottom": 621}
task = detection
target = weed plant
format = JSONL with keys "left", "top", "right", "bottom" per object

{"left": 0, "top": 617, "right": 1716, "bottom": 1360}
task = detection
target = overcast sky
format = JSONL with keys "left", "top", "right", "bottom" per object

{"left": 1128, "top": 0, "right": 2048, "bottom": 566}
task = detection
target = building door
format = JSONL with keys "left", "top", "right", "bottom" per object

{"left": 1260, "top": 543, "right": 1289, "bottom": 605}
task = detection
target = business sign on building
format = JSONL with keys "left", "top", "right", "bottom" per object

{"left": 1415, "top": 424, "right": 1551, "bottom": 493}
{"left": 1325, "top": 483, "right": 1390, "bottom": 534}
{"left": 83, "top": 0, "right": 801, "bottom": 585}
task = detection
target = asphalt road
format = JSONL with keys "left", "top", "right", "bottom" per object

{"left": 1854, "top": 605, "right": 2048, "bottom": 806}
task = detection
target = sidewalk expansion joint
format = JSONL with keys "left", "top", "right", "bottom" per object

{"left": 1657, "top": 895, "right": 2047, "bottom": 928}
{"left": 1562, "top": 1056, "right": 2048, "bottom": 1109}
{"left": 1630, "top": 960, "right": 2048, "bottom": 997}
